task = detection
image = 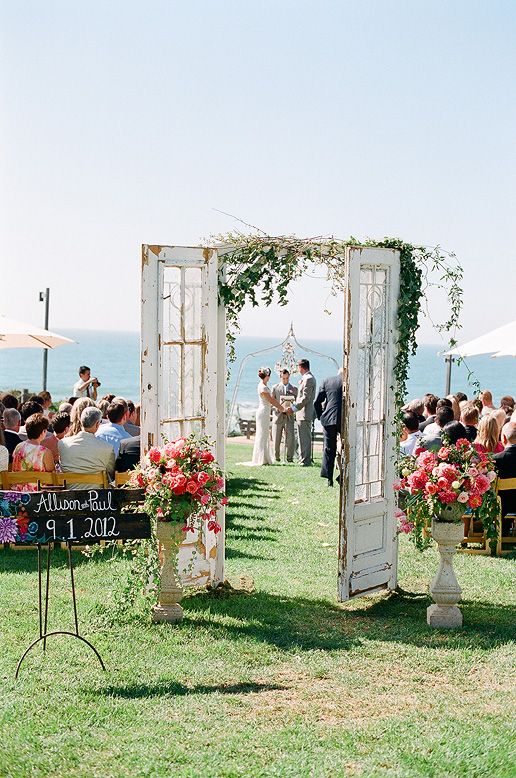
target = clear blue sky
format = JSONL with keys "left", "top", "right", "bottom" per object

{"left": 1, "top": 0, "right": 514, "bottom": 344}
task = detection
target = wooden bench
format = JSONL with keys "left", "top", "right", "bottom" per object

{"left": 238, "top": 417, "right": 256, "bottom": 439}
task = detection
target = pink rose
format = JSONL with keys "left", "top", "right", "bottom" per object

{"left": 197, "top": 471, "right": 210, "bottom": 486}
{"left": 416, "top": 450, "right": 437, "bottom": 471}
{"left": 407, "top": 470, "right": 428, "bottom": 491}
{"left": 475, "top": 474, "right": 490, "bottom": 495}
{"left": 457, "top": 492, "right": 469, "bottom": 503}
{"left": 438, "top": 490, "right": 458, "bottom": 504}
{"left": 425, "top": 482, "right": 438, "bottom": 495}
{"left": 148, "top": 447, "right": 162, "bottom": 464}
{"left": 438, "top": 447, "right": 450, "bottom": 460}
{"left": 186, "top": 480, "right": 198, "bottom": 495}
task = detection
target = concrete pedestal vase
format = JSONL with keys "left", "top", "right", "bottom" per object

{"left": 152, "top": 521, "right": 185, "bottom": 624}
{"left": 427, "top": 513, "right": 464, "bottom": 629}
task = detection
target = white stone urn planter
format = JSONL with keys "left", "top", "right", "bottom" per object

{"left": 427, "top": 507, "right": 464, "bottom": 629}
{"left": 152, "top": 521, "right": 185, "bottom": 624}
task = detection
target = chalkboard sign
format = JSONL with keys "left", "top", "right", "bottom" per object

{"left": 0, "top": 489, "right": 151, "bottom": 545}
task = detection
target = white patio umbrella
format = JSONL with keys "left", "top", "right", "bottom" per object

{"left": 445, "top": 319, "right": 516, "bottom": 359}
{"left": 442, "top": 319, "right": 516, "bottom": 393}
{"left": 0, "top": 314, "right": 74, "bottom": 349}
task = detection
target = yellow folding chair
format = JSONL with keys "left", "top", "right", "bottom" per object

{"left": 114, "top": 471, "right": 131, "bottom": 487}
{"left": 495, "top": 477, "right": 516, "bottom": 555}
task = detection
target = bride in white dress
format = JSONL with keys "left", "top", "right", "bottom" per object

{"left": 247, "top": 368, "right": 285, "bottom": 466}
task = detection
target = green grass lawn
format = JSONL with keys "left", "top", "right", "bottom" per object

{"left": 1, "top": 442, "right": 515, "bottom": 777}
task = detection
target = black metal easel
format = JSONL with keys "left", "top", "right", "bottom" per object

{"left": 15, "top": 540, "right": 106, "bottom": 679}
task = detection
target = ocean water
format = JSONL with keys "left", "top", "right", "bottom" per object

{"left": 1, "top": 329, "right": 515, "bottom": 409}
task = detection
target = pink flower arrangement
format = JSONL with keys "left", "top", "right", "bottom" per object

{"left": 128, "top": 435, "right": 226, "bottom": 534}
{"left": 395, "top": 438, "right": 499, "bottom": 550}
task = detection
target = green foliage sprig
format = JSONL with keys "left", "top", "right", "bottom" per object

{"left": 212, "top": 232, "right": 464, "bottom": 412}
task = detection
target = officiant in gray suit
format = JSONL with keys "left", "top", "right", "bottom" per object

{"left": 271, "top": 369, "right": 298, "bottom": 462}
{"left": 287, "top": 359, "right": 316, "bottom": 467}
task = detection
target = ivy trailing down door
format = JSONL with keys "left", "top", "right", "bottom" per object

{"left": 141, "top": 245, "right": 226, "bottom": 586}
{"left": 338, "top": 246, "right": 400, "bottom": 601}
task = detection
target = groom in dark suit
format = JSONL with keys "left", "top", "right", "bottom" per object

{"left": 314, "top": 369, "right": 344, "bottom": 487}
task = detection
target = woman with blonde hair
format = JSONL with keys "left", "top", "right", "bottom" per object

{"left": 474, "top": 414, "right": 504, "bottom": 454}
{"left": 446, "top": 395, "right": 461, "bottom": 421}
{"left": 68, "top": 397, "right": 96, "bottom": 436}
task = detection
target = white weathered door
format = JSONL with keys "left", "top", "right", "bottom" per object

{"left": 338, "top": 246, "right": 400, "bottom": 600}
{"left": 141, "top": 245, "right": 226, "bottom": 586}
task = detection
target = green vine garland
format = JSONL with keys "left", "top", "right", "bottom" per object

{"left": 211, "top": 232, "right": 464, "bottom": 414}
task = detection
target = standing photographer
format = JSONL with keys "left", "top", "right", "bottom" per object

{"left": 73, "top": 365, "right": 101, "bottom": 400}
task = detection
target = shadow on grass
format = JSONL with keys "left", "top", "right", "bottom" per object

{"left": 183, "top": 588, "right": 515, "bottom": 652}
{"left": 225, "top": 547, "right": 273, "bottom": 561}
{"left": 226, "top": 475, "right": 279, "bottom": 497}
{"left": 184, "top": 590, "right": 360, "bottom": 651}
{"left": 101, "top": 681, "right": 286, "bottom": 699}
{"left": 354, "top": 589, "right": 516, "bottom": 647}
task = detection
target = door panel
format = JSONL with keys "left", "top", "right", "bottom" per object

{"left": 338, "top": 247, "right": 400, "bottom": 601}
{"left": 141, "top": 245, "right": 225, "bottom": 587}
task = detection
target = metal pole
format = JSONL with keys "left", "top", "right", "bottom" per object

{"left": 444, "top": 355, "right": 453, "bottom": 396}
{"left": 40, "top": 288, "right": 50, "bottom": 390}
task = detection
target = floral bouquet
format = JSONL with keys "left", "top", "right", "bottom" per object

{"left": 394, "top": 439, "right": 499, "bottom": 551}
{"left": 128, "top": 435, "right": 227, "bottom": 535}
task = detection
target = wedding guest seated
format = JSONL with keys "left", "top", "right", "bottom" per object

{"left": 97, "top": 399, "right": 110, "bottom": 422}
{"left": 493, "top": 422, "right": 516, "bottom": 533}
{"left": 404, "top": 399, "right": 425, "bottom": 425}
{"left": 58, "top": 402, "right": 73, "bottom": 414}
{"left": 421, "top": 398, "right": 453, "bottom": 437}
{"left": 479, "top": 389, "right": 496, "bottom": 417}
{"left": 454, "top": 392, "right": 468, "bottom": 403}
{"left": 442, "top": 421, "right": 468, "bottom": 445}
{"left": 500, "top": 395, "right": 515, "bottom": 424}
{"left": 419, "top": 394, "right": 439, "bottom": 432}
{"left": 123, "top": 400, "right": 140, "bottom": 436}
{"left": 446, "top": 394, "right": 461, "bottom": 421}
{"left": 0, "top": 429, "right": 8, "bottom": 471}
{"left": 421, "top": 406, "right": 454, "bottom": 450}
{"left": 492, "top": 407, "right": 507, "bottom": 438}
{"left": 3, "top": 408, "right": 22, "bottom": 463}
{"left": 460, "top": 403, "right": 479, "bottom": 442}
{"left": 12, "top": 413, "right": 55, "bottom": 483}
{"left": 474, "top": 415, "right": 504, "bottom": 454}
{"left": 95, "top": 400, "right": 132, "bottom": 457}
{"left": 116, "top": 435, "right": 141, "bottom": 472}
{"left": 68, "top": 397, "right": 96, "bottom": 436}
{"left": 52, "top": 412, "right": 71, "bottom": 441}
{"left": 0, "top": 393, "right": 19, "bottom": 410}
{"left": 37, "top": 391, "right": 53, "bottom": 418}
{"left": 67, "top": 397, "right": 78, "bottom": 407}
{"left": 59, "top": 407, "right": 115, "bottom": 487}
{"left": 18, "top": 400, "right": 46, "bottom": 439}
{"left": 400, "top": 411, "right": 422, "bottom": 456}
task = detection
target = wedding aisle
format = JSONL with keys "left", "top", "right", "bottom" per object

{"left": 0, "top": 442, "right": 513, "bottom": 777}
